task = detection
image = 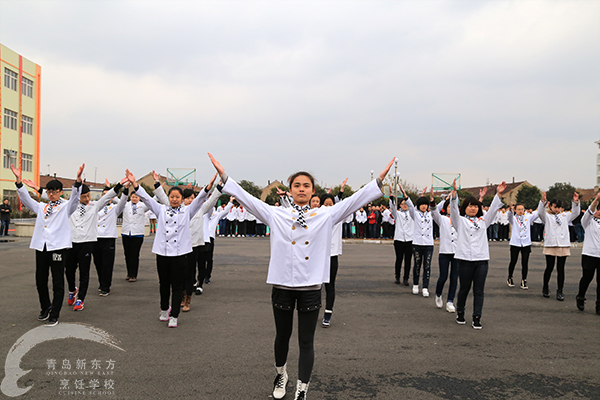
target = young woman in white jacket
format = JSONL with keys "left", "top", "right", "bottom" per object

{"left": 537, "top": 191, "right": 580, "bottom": 301}
{"left": 576, "top": 192, "right": 600, "bottom": 314}
{"left": 208, "top": 153, "right": 393, "bottom": 400}
{"left": 450, "top": 179, "right": 506, "bottom": 329}
{"left": 124, "top": 169, "right": 209, "bottom": 328}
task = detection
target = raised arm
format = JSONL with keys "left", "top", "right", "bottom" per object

{"left": 582, "top": 192, "right": 600, "bottom": 229}
{"left": 483, "top": 182, "right": 506, "bottom": 228}
{"left": 567, "top": 192, "right": 581, "bottom": 224}
{"left": 208, "top": 153, "right": 273, "bottom": 225}
{"left": 430, "top": 198, "right": 445, "bottom": 225}
{"left": 536, "top": 191, "right": 548, "bottom": 224}
{"left": 11, "top": 164, "right": 40, "bottom": 213}
{"left": 329, "top": 159, "right": 394, "bottom": 225}
{"left": 66, "top": 164, "right": 85, "bottom": 216}
{"left": 126, "top": 169, "right": 164, "bottom": 218}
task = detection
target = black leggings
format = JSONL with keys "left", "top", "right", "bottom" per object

{"left": 324, "top": 256, "right": 339, "bottom": 311}
{"left": 578, "top": 255, "right": 600, "bottom": 300}
{"left": 273, "top": 307, "right": 319, "bottom": 383}
{"left": 508, "top": 245, "right": 531, "bottom": 280}
{"left": 543, "top": 255, "right": 567, "bottom": 292}
{"left": 393, "top": 240, "right": 412, "bottom": 282}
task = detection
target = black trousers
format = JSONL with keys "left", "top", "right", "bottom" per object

{"left": 185, "top": 245, "right": 210, "bottom": 295}
{"left": 543, "top": 255, "right": 567, "bottom": 292}
{"left": 157, "top": 254, "right": 187, "bottom": 318}
{"left": 324, "top": 255, "right": 339, "bottom": 311}
{"left": 93, "top": 238, "right": 116, "bottom": 293}
{"left": 226, "top": 220, "right": 236, "bottom": 235}
{"left": 238, "top": 220, "right": 247, "bottom": 236}
{"left": 393, "top": 240, "right": 412, "bottom": 282}
{"left": 206, "top": 238, "right": 215, "bottom": 279}
{"left": 122, "top": 235, "right": 144, "bottom": 279}
{"left": 36, "top": 247, "right": 67, "bottom": 319}
{"left": 247, "top": 220, "right": 256, "bottom": 236}
{"left": 578, "top": 255, "right": 600, "bottom": 300}
{"left": 66, "top": 242, "right": 94, "bottom": 302}
{"left": 508, "top": 245, "right": 531, "bottom": 280}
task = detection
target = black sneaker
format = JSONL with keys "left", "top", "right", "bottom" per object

{"left": 472, "top": 316, "right": 482, "bottom": 330}
{"left": 456, "top": 312, "right": 466, "bottom": 325}
{"left": 394, "top": 279, "right": 400, "bottom": 285}
{"left": 576, "top": 296, "right": 585, "bottom": 311}
{"left": 556, "top": 291, "right": 564, "bottom": 301}
{"left": 195, "top": 286, "right": 203, "bottom": 295}
{"left": 38, "top": 306, "right": 52, "bottom": 321}
{"left": 520, "top": 279, "right": 528, "bottom": 290}
{"left": 45, "top": 318, "right": 59, "bottom": 327}
{"left": 402, "top": 279, "right": 409, "bottom": 286}
{"left": 542, "top": 288, "right": 550, "bottom": 298}
{"left": 204, "top": 278, "right": 211, "bottom": 284}
{"left": 322, "top": 311, "right": 332, "bottom": 328}
{"left": 507, "top": 277, "right": 514, "bottom": 287}
{"left": 99, "top": 291, "right": 110, "bottom": 297}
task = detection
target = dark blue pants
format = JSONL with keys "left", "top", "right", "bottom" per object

{"left": 413, "top": 245, "right": 433, "bottom": 288}
{"left": 456, "top": 259, "right": 488, "bottom": 317}
{"left": 1, "top": 220, "right": 9, "bottom": 235}
{"left": 436, "top": 253, "right": 459, "bottom": 302}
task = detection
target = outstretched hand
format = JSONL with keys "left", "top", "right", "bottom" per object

{"left": 496, "top": 181, "right": 507, "bottom": 196}
{"left": 105, "top": 178, "right": 110, "bottom": 187}
{"left": 340, "top": 177, "right": 348, "bottom": 192}
{"left": 573, "top": 192, "right": 579, "bottom": 202}
{"left": 429, "top": 186, "right": 434, "bottom": 202}
{"left": 23, "top": 179, "right": 39, "bottom": 191}
{"left": 152, "top": 170, "right": 160, "bottom": 182}
{"left": 379, "top": 158, "right": 395, "bottom": 182}
{"left": 542, "top": 191, "right": 547, "bottom": 203}
{"left": 451, "top": 178, "right": 457, "bottom": 198}
{"left": 125, "top": 169, "right": 139, "bottom": 188}
{"left": 208, "top": 153, "right": 225, "bottom": 177}
{"left": 76, "top": 164, "right": 85, "bottom": 183}
{"left": 10, "top": 164, "right": 22, "bottom": 184}
{"left": 206, "top": 173, "right": 218, "bottom": 191}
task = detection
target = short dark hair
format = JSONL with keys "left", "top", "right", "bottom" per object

{"left": 46, "top": 179, "right": 63, "bottom": 191}
{"left": 168, "top": 186, "right": 184, "bottom": 197}
{"left": 460, "top": 196, "right": 483, "bottom": 217}
{"left": 288, "top": 171, "right": 315, "bottom": 188}
{"left": 81, "top": 184, "right": 90, "bottom": 195}
{"left": 441, "top": 199, "right": 450, "bottom": 214}
{"left": 549, "top": 199, "right": 562, "bottom": 208}
{"left": 416, "top": 197, "right": 429, "bottom": 209}
{"left": 320, "top": 193, "right": 335, "bottom": 205}
{"left": 182, "top": 188, "right": 195, "bottom": 199}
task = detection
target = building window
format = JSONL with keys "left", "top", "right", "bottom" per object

{"left": 3, "top": 149, "right": 17, "bottom": 169}
{"left": 4, "top": 68, "right": 18, "bottom": 91}
{"left": 22, "top": 76, "right": 33, "bottom": 98}
{"left": 3, "top": 109, "right": 18, "bottom": 130}
{"left": 22, "top": 115, "right": 33, "bottom": 135}
{"left": 22, "top": 153, "right": 33, "bottom": 173}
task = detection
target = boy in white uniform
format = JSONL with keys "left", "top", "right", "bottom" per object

{"left": 10, "top": 163, "right": 84, "bottom": 326}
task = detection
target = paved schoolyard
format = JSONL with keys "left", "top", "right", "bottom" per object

{"left": 0, "top": 236, "right": 599, "bottom": 399}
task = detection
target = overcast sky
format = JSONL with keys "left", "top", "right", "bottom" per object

{"left": 1, "top": 0, "right": 598, "bottom": 191}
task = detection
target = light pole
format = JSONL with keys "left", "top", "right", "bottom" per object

{"left": 94, "top": 167, "right": 97, "bottom": 185}
{"left": 370, "top": 170, "right": 374, "bottom": 181}
{"left": 394, "top": 157, "right": 398, "bottom": 199}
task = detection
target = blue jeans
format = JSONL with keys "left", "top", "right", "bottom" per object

{"left": 492, "top": 224, "right": 499, "bottom": 241}
{"left": 1, "top": 220, "right": 9, "bottom": 236}
{"left": 436, "top": 253, "right": 459, "bottom": 302}
{"left": 413, "top": 245, "right": 433, "bottom": 288}
{"left": 456, "top": 259, "right": 489, "bottom": 317}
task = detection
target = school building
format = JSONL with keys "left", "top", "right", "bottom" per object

{"left": 0, "top": 44, "right": 41, "bottom": 209}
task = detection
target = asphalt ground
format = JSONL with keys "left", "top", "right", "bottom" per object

{"left": 1, "top": 236, "right": 599, "bottom": 400}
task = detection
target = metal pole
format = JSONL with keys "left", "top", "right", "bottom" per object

{"left": 394, "top": 158, "right": 398, "bottom": 199}
{"left": 94, "top": 167, "right": 97, "bottom": 185}
{"left": 370, "top": 170, "right": 374, "bottom": 181}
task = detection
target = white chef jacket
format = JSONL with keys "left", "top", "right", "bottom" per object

{"left": 355, "top": 210, "right": 367, "bottom": 224}
{"left": 134, "top": 185, "right": 208, "bottom": 256}
{"left": 450, "top": 194, "right": 502, "bottom": 261}
{"left": 390, "top": 199, "right": 414, "bottom": 242}
{"left": 17, "top": 183, "right": 82, "bottom": 251}
{"left": 537, "top": 200, "right": 580, "bottom": 247}
{"left": 96, "top": 194, "right": 127, "bottom": 239}
{"left": 226, "top": 207, "right": 238, "bottom": 221}
{"left": 582, "top": 209, "right": 600, "bottom": 258}
{"left": 406, "top": 198, "right": 433, "bottom": 246}
{"left": 71, "top": 187, "right": 119, "bottom": 243}
{"left": 222, "top": 178, "right": 383, "bottom": 287}
{"left": 121, "top": 200, "right": 150, "bottom": 236}
{"left": 207, "top": 203, "right": 234, "bottom": 241}
{"left": 189, "top": 188, "right": 221, "bottom": 247}
{"left": 431, "top": 200, "right": 456, "bottom": 254}
{"left": 507, "top": 210, "right": 539, "bottom": 247}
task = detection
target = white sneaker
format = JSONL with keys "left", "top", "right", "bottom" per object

{"left": 159, "top": 307, "right": 171, "bottom": 322}
{"left": 435, "top": 295, "right": 443, "bottom": 308}
{"left": 422, "top": 288, "right": 429, "bottom": 298}
{"left": 412, "top": 285, "right": 419, "bottom": 295}
{"left": 294, "top": 380, "right": 309, "bottom": 400}
{"left": 446, "top": 302, "right": 456, "bottom": 313}
{"left": 168, "top": 316, "right": 178, "bottom": 328}
{"left": 273, "top": 365, "right": 288, "bottom": 399}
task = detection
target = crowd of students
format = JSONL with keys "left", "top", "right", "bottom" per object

{"left": 6, "top": 158, "right": 599, "bottom": 400}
